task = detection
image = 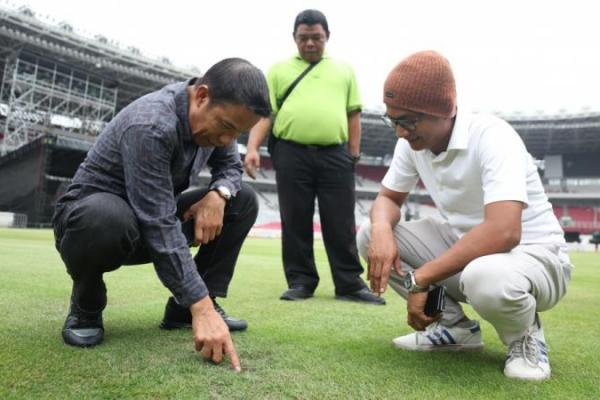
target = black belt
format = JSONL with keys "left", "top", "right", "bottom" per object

{"left": 278, "top": 138, "right": 344, "bottom": 151}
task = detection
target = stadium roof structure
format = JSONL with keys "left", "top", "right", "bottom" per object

{"left": 2, "top": 3, "right": 598, "bottom": 161}
{"left": 360, "top": 110, "right": 600, "bottom": 162}
{"left": 505, "top": 113, "right": 600, "bottom": 159}
{"left": 0, "top": 4, "right": 197, "bottom": 110}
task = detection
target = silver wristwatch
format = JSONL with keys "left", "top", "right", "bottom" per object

{"left": 403, "top": 270, "right": 428, "bottom": 293}
{"left": 213, "top": 186, "right": 232, "bottom": 202}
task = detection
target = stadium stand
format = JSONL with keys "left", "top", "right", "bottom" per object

{"left": 1, "top": 3, "right": 599, "bottom": 241}
{"left": 236, "top": 109, "right": 600, "bottom": 242}
{"left": 0, "top": 4, "right": 196, "bottom": 225}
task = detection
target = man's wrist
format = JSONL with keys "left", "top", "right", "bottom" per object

{"left": 206, "top": 190, "right": 226, "bottom": 205}
{"left": 371, "top": 221, "right": 394, "bottom": 233}
{"left": 211, "top": 186, "right": 231, "bottom": 203}
{"left": 414, "top": 266, "right": 434, "bottom": 288}
{"left": 403, "top": 270, "right": 428, "bottom": 293}
{"left": 246, "top": 145, "right": 259, "bottom": 153}
{"left": 189, "top": 295, "right": 213, "bottom": 317}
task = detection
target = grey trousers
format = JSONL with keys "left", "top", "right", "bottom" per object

{"left": 357, "top": 217, "right": 573, "bottom": 345}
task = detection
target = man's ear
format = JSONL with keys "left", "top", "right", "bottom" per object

{"left": 194, "top": 84, "right": 210, "bottom": 105}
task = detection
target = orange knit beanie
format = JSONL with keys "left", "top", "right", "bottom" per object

{"left": 383, "top": 50, "right": 457, "bottom": 118}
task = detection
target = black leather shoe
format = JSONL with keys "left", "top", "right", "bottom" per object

{"left": 62, "top": 302, "right": 104, "bottom": 347}
{"left": 280, "top": 286, "right": 314, "bottom": 301}
{"left": 160, "top": 296, "right": 247, "bottom": 332}
{"left": 159, "top": 296, "right": 192, "bottom": 330}
{"left": 212, "top": 298, "right": 248, "bottom": 332}
{"left": 335, "top": 287, "right": 386, "bottom": 305}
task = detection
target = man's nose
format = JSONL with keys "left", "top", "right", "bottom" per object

{"left": 218, "top": 134, "right": 234, "bottom": 146}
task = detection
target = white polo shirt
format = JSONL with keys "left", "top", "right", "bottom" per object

{"left": 382, "top": 109, "right": 565, "bottom": 246}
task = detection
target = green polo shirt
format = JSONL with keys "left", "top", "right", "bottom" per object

{"left": 267, "top": 54, "right": 362, "bottom": 146}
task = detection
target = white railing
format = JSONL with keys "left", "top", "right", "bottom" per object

{"left": 0, "top": 211, "right": 27, "bottom": 227}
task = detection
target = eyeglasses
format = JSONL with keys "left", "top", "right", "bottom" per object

{"left": 294, "top": 34, "right": 326, "bottom": 44}
{"left": 381, "top": 114, "right": 423, "bottom": 131}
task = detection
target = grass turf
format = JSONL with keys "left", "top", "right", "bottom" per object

{"left": 1, "top": 228, "right": 599, "bottom": 399}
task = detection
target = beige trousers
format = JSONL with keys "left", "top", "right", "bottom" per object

{"left": 356, "top": 217, "right": 573, "bottom": 345}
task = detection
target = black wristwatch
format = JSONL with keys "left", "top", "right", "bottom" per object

{"left": 403, "top": 271, "right": 428, "bottom": 293}
{"left": 351, "top": 154, "right": 361, "bottom": 165}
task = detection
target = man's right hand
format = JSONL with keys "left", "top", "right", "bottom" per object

{"left": 243, "top": 148, "right": 260, "bottom": 180}
{"left": 367, "top": 222, "right": 402, "bottom": 295}
{"left": 190, "top": 296, "right": 241, "bottom": 373}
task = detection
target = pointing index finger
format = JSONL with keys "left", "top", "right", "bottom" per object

{"left": 225, "top": 339, "right": 241, "bottom": 373}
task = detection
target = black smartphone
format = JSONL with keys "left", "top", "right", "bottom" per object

{"left": 424, "top": 286, "right": 446, "bottom": 317}
{"left": 181, "top": 220, "right": 195, "bottom": 245}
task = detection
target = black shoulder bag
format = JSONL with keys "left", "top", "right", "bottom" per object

{"left": 267, "top": 60, "right": 320, "bottom": 155}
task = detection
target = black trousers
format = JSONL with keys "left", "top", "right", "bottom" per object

{"left": 272, "top": 140, "right": 366, "bottom": 295}
{"left": 53, "top": 183, "right": 258, "bottom": 311}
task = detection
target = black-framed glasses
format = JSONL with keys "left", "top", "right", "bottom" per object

{"left": 381, "top": 114, "right": 423, "bottom": 131}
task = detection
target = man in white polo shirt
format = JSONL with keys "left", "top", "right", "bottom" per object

{"left": 357, "top": 50, "right": 573, "bottom": 381}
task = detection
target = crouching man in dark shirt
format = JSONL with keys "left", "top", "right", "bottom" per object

{"left": 52, "top": 58, "right": 271, "bottom": 372}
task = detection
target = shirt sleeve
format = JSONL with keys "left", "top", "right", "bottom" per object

{"left": 207, "top": 141, "right": 243, "bottom": 196}
{"left": 477, "top": 120, "right": 529, "bottom": 207}
{"left": 120, "top": 125, "right": 208, "bottom": 307}
{"left": 267, "top": 65, "right": 280, "bottom": 116}
{"left": 381, "top": 139, "right": 419, "bottom": 193}
{"left": 346, "top": 64, "right": 362, "bottom": 113}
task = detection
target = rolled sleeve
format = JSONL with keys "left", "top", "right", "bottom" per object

{"left": 382, "top": 139, "right": 419, "bottom": 193}
{"left": 346, "top": 65, "right": 362, "bottom": 113}
{"left": 207, "top": 141, "right": 243, "bottom": 196}
{"left": 478, "top": 123, "right": 529, "bottom": 207}
{"left": 267, "top": 66, "right": 281, "bottom": 116}
{"left": 120, "top": 125, "right": 208, "bottom": 307}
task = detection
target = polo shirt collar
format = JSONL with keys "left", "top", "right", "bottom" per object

{"left": 429, "top": 106, "right": 469, "bottom": 163}
{"left": 294, "top": 52, "right": 330, "bottom": 63}
{"left": 445, "top": 107, "right": 470, "bottom": 151}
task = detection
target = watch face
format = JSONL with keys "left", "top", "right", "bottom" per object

{"left": 403, "top": 272, "right": 412, "bottom": 290}
{"left": 217, "top": 186, "right": 231, "bottom": 200}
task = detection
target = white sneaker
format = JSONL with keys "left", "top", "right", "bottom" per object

{"left": 504, "top": 321, "right": 550, "bottom": 381}
{"left": 392, "top": 320, "right": 484, "bottom": 352}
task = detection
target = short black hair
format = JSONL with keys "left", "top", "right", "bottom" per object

{"left": 196, "top": 58, "right": 271, "bottom": 117}
{"left": 293, "top": 9, "right": 329, "bottom": 35}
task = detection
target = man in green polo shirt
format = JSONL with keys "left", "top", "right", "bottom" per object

{"left": 244, "top": 9, "right": 384, "bottom": 305}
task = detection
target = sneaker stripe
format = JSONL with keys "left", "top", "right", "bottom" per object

{"left": 470, "top": 325, "right": 480, "bottom": 333}
{"left": 442, "top": 329, "right": 456, "bottom": 344}
{"left": 426, "top": 334, "right": 440, "bottom": 345}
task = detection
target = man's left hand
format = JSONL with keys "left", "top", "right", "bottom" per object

{"left": 406, "top": 291, "right": 439, "bottom": 331}
{"left": 183, "top": 191, "right": 226, "bottom": 245}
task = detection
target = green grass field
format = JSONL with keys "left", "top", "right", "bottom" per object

{"left": 1, "top": 228, "right": 599, "bottom": 399}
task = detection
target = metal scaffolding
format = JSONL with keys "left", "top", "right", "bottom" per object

{"left": 0, "top": 53, "right": 117, "bottom": 154}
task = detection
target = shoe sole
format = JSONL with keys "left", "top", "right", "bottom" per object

{"left": 393, "top": 342, "right": 484, "bottom": 352}
{"left": 227, "top": 324, "right": 248, "bottom": 332}
{"left": 62, "top": 330, "right": 104, "bottom": 348}
{"left": 504, "top": 370, "right": 551, "bottom": 381}
{"left": 335, "top": 295, "right": 386, "bottom": 305}
{"left": 280, "top": 295, "right": 313, "bottom": 301}
{"left": 159, "top": 321, "right": 191, "bottom": 330}
{"left": 160, "top": 320, "right": 247, "bottom": 332}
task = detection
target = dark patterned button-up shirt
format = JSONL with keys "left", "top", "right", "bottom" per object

{"left": 55, "top": 79, "right": 242, "bottom": 306}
